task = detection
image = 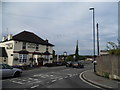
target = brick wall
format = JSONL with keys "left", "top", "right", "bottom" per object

{"left": 96, "top": 55, "right": 120, "bottom": 80}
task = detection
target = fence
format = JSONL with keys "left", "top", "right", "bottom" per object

{"left": 96, "top": 54, "right": 120, "bottom": 80}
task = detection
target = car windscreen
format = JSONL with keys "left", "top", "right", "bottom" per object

{"left": 73, "top": 62, "right": 78, "bottom": 64}
{"left": 67, "top": 62, "right": 71, "bottom": 64}
{"left": 0, "top": 64, "right": 3, "bottom": 69}
{"left": 2, "top": 64, "right": 13, "bottom": 69}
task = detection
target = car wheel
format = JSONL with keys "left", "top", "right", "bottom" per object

{"left": 14, "top": 71, "right": 21, "bottom": 77}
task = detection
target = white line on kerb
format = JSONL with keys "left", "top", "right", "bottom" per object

{"left": 80, "top": 70, "right": 113, "bottom": 89}
{"left": 79, "top": 70, "right": 102, "bottom": 89}
{"left": 31, "top": 85, "right": 39, "bottom": 88}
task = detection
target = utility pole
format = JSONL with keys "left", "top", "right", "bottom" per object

{"left": 97, "top": 23, "right": 100, "bottom": 56}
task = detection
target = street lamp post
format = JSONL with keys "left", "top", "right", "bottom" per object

{"left": 89, "top": 7, "right": 96, "bottom": 72}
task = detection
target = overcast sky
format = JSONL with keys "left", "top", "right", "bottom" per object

{"left": 1, "top": 2, "right": 118, "bottom": 55}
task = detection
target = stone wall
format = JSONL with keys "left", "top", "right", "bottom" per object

{"left": 96, "top": 55, "right": 120, "bottom": 80}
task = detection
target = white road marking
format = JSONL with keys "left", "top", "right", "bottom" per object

{"left": 27, "top": 81, "right": 31, "bottom": 82}
{"left": 10, "top": 78, "right": 22, "bottom": 81}
{"left": 22, "top": 80, "right": 27, "bottom": 81}
{"left": 69, "top": 75, "right": 73, "bottom": 77}
{"left": 45, "top": 75, "right": 49, "bottom": 77}
{"left": 59, "top": 78, "right": 63, "bottom": 80}
{"left": 28, "top": 78, "right": 33, "bottom": 80}
{"left": 27, "top": 81, "right": 41, "bottom": 85}
{"left": 34, "top": 74, "right": 42, "bottom": 77}
{"left": 51, "top": 77, "right": 55, "bottom": 79}
{"left": 33, "top": 75, "right": 38, "bottom": 77}
{"left": 34, "top": 79, "right": 38, "bottom": 81}
{"left": 47, "top": 82, "right": 50, "bottom": 84}
{"left": 51, "top": 80, "right": 56, "bottom": 82}
{"left": 61, "top": 69, "right": 70, "bottom": 71}
{"left": 51, "top": 72, "right": 60, "bottom": 74}
{"left": 30, "top": 85, "right": 39, "bottom": 88}
{"left": 41, "top": 76, "right": 46, "bottom": 78}
{"left": 12, "top": 81, "right": 25, "bottom": 85}
{"left": 67, "top": 74, "right": 73, "bottom": 77}
{"left": 64, "top": 76, "right": 68, "bottom": 78}
{"left": 50, "top": 75, "right": 53, "bottom": 76}
{"left": 73, "top": 74, "right": 76, "bottom": 76}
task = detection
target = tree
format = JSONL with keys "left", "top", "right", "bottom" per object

{"left": 118, "top": 39, "right": 120, "bottom": 49}
{"left": 106, "top": 41, "right": 120, "bottom": 55}
{"left": 53, "top": 50, "right": 55, "bottom": 59}
{"left": 66, "top": 55, "right": 74, "bottom": 61}
{"left": 107, "top": 42, "right": 118, "bottom": 50}
{"left": 75, "top": 40, "right": 79, "bottom": 61}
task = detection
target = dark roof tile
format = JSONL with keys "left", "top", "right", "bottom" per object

{"left": 12, "top": 31, "right": 54, "bottom": 46}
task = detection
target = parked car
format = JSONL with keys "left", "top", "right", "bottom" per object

{"left": 0, "top": 64, "right": 22, "bottom": 78}
{"left": 66, "top": 61, "right": 72, "bottom": 67}
{"left": 72, "top": 61, "right": 84, "bottom": 68}
{"left": 44, "top": 63, "right": 55, "bottom": 67}
{"left": 62, "top": 61, "right": 67, "bottom": 65}
{"left": 55, "top": 62, "right": 63, "bottom": 66}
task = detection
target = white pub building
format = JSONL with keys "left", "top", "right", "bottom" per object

{"left": 0, "top": 31, "right": 54, "bottom": 67}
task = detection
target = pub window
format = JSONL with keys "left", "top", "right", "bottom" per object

{"left": 44, "top": 55, "right": 49, "bottom": 60}
{"left": 19, "top": 54, "right": 27, "bottom": 62}
{"left": 36, "top": 44, "right": 39, "bottom": 51}
{"left": 22, "top": 42, "right": 26, "bottom": 49}
{"left": 4, "top": 60, "right": 6, "bottom": 62}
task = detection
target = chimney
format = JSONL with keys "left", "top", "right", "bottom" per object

{"left": 8, "top": 34, "right": 12, "bottom": 40}
{"left": 45, "top": 39, "right": 48, "bottom": 43}
{"left": 2, "top": 36, "right": 6, "bottom": 41}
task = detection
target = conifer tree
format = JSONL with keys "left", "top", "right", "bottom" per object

{"left": 75, "top": 40, "right": 79, "bottom": 61}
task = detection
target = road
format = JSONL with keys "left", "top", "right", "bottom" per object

{"left": 2, "top": 62, "right": 102, "bottom": 89}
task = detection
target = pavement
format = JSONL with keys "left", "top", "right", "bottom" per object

{"left": 81, "top": 69, "right": 120, "bottom": 89}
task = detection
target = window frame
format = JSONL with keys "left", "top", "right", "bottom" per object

{"left": 19, "top": 54, "right": 28, "bottom": 63}
{"left": 22, "top": 42, "right": 26, "bottom": 49}
{"left": 36, "top": 44, "right": 39, "bottom": 51}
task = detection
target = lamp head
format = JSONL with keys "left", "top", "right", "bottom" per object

{"left": 89, "top": 7, "right": 94, "bottom": 10}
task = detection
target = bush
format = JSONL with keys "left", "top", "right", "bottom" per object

{"left": 108, "top": 49, "right": 120, "bottom": 55}
{"left": 103, "top": 72, "right": 110, "bottom": 78}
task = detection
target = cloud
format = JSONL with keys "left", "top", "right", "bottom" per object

{"left": 2, "top": 2, "right": 118, "bottom": 55}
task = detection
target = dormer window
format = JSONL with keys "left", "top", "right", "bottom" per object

{"left": 46, "top": 46, "right": 48, "bottom": 51}
{"left": 22, "top": 42, "right": 26, "bottom": 49}
{"left": 36, "top": 44, "right": 39, "bottom": 51}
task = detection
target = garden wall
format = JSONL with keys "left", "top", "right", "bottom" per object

{"left": 96, "top": 55, "right": 120, "bottom": 80}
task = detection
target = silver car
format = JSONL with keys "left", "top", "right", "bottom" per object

{"left": 0, "top": 64, "right": 22, "bottom": 78}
